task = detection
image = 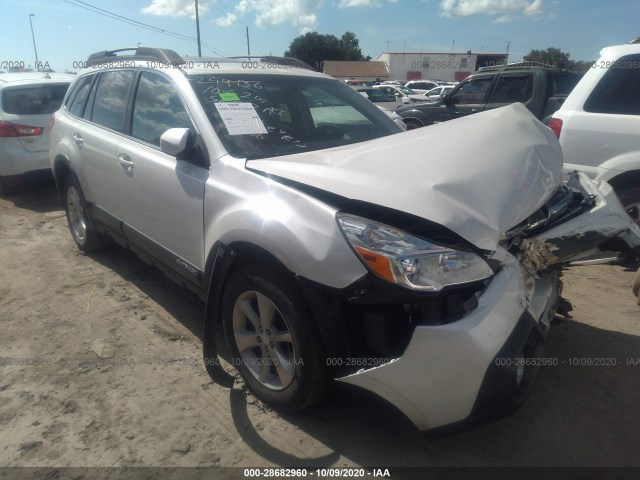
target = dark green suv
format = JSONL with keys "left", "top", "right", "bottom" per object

{"left": 396, "top": 64, "right": 582, "bottom": 129}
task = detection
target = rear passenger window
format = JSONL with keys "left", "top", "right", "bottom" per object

{"left": 584, "top": 55, "right": 640, "bottom": 115}
{"left": 66, "top": 75, "right": 94, "bottom": 117}
{"left": 91, "top": 71, "right": 134, "bottom": 131}
{"left": 490, "top": 75, "right": 533, "bottom": 103}
{"left": 131, "top": 72, "right": 193, "bottom": 147}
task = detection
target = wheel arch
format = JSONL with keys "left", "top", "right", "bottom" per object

{"left": 202, "top": 240, "right": 314, "bottom": 386}
{"left": 52, "top": 154, "right": 74, "bottom": 198}
{"left": 607, "top": 169, "right": 640, "bottom": 194}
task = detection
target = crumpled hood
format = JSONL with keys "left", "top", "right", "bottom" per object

{"left": 247, "top": 103, "right": 563, "bottom": 251}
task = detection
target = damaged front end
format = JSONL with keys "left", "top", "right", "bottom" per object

{"left": 247, "top": 104, "right": 640, "bottom": 432}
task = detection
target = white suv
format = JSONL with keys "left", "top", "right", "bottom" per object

{"left": 0, "top": 72, "right": 74, "bottom": 192}
{"left": 50, "top": 47, "right": 640, "bottom": 433}
{"left": 549, "top": 39, "right": 640, "bottom": 226}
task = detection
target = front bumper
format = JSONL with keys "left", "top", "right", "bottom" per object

{"left": 337, "top": 254, "right": 559, "bottom": 432}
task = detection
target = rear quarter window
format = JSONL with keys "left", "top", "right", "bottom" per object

{"left": 1, "top": 83, "right": 70, "bottom": 115}
{"left": 584, "top": 54, "right": 640, "bottom": 115}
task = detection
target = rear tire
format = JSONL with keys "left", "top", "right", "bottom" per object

{"left": 222, "top": 262, "right": 331, "bottom": 411}
{"left": 62, "top": 175, "right": 109, "bottom": 252}
{"left": 633, "top": 267, "right": 640, "bottom": 298}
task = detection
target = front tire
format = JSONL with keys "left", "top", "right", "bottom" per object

{"left": 222, "top": 262, "right": 331, "bottom": 411}
{"left": 63, "top": 175, "right": 109, "bottom": 252}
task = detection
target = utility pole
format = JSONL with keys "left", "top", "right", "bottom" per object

{"left": 195, "top": 0, "right": 202, "bottom": 57}
{"left": 246, "top": 26, "right": 251, "bottom": 57}
{"left": 386, "top": 40, "right": 390, "bottom": 53}
{"left": 29, "top": 14, "right": 40, "bottom": 71}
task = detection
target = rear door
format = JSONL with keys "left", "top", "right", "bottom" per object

{"left": 116, "top": 71, "right": 208, "bottom": 279}
{"left": 431, "top": 75, "right": 494, "bottom": 122}
{"left": 484, "top": 72, "right": 535, "bottom": 113}
{"left": 70, "top": 70, "right": 135, "bottom": 220}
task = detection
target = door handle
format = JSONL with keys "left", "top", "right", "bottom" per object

{"left": 118, "top": 153, "right": 135, "bottom": 172}
{"left": 73, "top": 133, "right": 83, "bottom": 148}
{"left": 470, "top": 109, "right": 478, "bottom": 113}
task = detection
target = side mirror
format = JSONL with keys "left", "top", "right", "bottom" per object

{"left": 160, "top": 128, "right": 190, "bottom": 156}
{"left": 442, "top": 93, "right": 452, "bottom": 105}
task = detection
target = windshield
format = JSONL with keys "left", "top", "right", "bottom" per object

{"left": 190, "top": 74, "right": 399, "bottom": 159}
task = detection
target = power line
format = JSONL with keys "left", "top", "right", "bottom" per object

{"left": 60, "top": 0, "right": 230, "bottom": 56}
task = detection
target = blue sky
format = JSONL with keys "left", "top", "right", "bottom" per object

{"left": 1, "top": 0, "right": 638, "bottom": 72}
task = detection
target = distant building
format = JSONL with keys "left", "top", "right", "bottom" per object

{"left": 322, "top": 61, "right": 389, "bottom": 82}
{"left": 377, "top": 51, "right": 509, "bottom": 83}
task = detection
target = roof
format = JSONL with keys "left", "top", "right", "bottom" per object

{"left": 322, "top": 61, "right": 389, "bottom": 78}
{"left": 379, "top": 52, "right": 508, "bottom": 56}
{"left": 0, "top": 72, "right": 76, "bottom": 86}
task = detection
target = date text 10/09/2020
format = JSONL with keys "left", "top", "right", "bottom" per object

{"left": 243, "top": 468, "right": 391, "bottom": 478}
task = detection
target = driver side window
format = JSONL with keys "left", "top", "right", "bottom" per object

{"left": 131, "top": 72, "right": 193, "bottom": 147}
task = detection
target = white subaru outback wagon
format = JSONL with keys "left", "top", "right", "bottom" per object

{"left": 50, "top": 48, "right": 640, "bottom": 433}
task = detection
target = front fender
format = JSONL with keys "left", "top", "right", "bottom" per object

{"left": 203, "top": 157, "right": 367, "bottom": 290}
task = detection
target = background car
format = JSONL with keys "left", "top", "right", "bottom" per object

{"left": 0, "top": 72, "right": 74, "bottom": 192}
{"left": 404, "top": 80, "right": 442, "bottom": 94}
{"left": 373, "top": 84, "right": 426, "bottom": 104}
{"left": 549, "top": 38, "right": 640, "bottom": 228}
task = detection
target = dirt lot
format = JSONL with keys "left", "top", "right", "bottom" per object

{"left": 1, "top": 177, "right": 639, "bottom": 476}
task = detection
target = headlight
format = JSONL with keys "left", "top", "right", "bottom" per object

{"left": 337, "top": 213, "right": 493, "bottom": 291}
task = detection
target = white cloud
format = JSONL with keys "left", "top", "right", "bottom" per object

{"left": 493, "top": 14, "right": 512, "bottom": 22}
{"left": 143, "top": 0, "right": 320, "bottom": 32}
{"left": 236, "top": 0, "right": 320, "bottom": 31}
{"left": 338, "top": 0, "right": 380, "bottom": 7}
{"left": 142, "top": 0, "right": 214, "bottom": 17}
{"left": 440, "top": 0, "right": 543, "bottom": 17}
{"left": 214, "top": 12, "right": 237, "bottom": 26}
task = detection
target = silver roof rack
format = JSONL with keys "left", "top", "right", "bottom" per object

{"left": 86, "top": 47, "right": 185, "bottom": 67}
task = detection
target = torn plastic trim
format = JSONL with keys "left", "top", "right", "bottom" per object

{"left": 503, "top": 172, "right": 595, "bottom": 241}
{"left": 518, "top": 174, "right": 640, "bottom": 273}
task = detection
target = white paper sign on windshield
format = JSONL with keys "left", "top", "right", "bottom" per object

{"left": 214, "top": 102, "right": 268, "bottom": 136}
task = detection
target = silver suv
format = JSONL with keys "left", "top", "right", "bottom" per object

{"left": 50, "top": 48, "right": 640, "bottom": 433}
